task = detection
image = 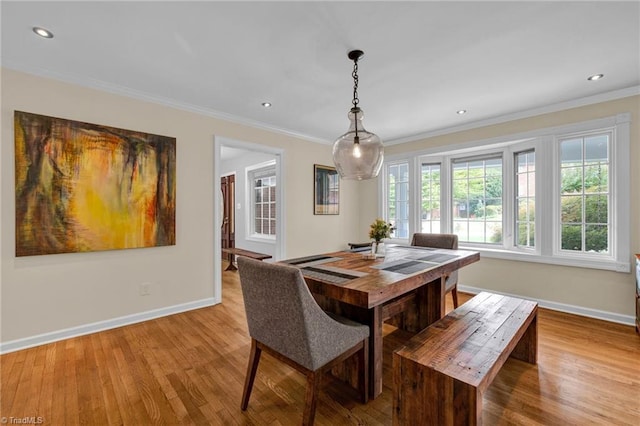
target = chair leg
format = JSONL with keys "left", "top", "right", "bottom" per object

{"left": 303, "top": 371, "right": 322, "bottom": 426}
{"left": 451, "top": 286, "right": 459, "bottom": 308}
{"left": 241, "top": 339, "right": 262, "bottom": 410}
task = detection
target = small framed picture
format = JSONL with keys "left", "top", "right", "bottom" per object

{"left": 314, "top": 164, "right": 339, "bottom": 215}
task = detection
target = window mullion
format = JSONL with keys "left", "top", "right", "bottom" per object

{"left": 441, "top": 159, "right": 452, "bottom": 234}
{"left": 411, "top": 156, "right": 421, "bottom": 238}
{"left": 537, "top": 136, "right": 554, "bottom": 257}
{"left": 503, "top": 147, "right": 513, "bottom": 249}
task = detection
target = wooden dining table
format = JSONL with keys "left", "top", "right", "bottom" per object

{"left": 280, "top": 244, "right": 480, "bottom": 399}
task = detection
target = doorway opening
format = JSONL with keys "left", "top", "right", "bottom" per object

{"left": 214, "top": 138, "right": 285, "bottom": 302}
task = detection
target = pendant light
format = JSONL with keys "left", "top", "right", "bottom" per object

{"left": 332, "top": 50, "right": 384, "bottom": 180}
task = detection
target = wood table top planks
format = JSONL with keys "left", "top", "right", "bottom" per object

{"left": 283, "top": 245, "right": 480, "bottom": 309}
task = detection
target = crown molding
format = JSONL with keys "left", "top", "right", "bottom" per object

{"left": 2, "top": 61, "right": 331, "bottom": 145}
{"left": 4, "top": 62, "right": 637, "bottom": 148}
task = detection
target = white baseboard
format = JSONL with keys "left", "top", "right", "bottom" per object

{"left": 0, "top": 298, "right": 218, "bottom": 354}
{"left": 458, "top": 285, "right": 635, "bottom": 326}
{"left": 3, "top": 288, "right": 634, "bottom": 354}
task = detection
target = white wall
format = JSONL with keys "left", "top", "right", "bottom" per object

{"left": 1, "top": 69, "right": 364, "bottom": 350}
{"left": 364, "top": 95, "right": 640, "bottom": 322}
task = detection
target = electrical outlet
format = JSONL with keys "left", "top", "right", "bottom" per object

{"left": 139, "top": 282, "right": 151, "bottom": 296}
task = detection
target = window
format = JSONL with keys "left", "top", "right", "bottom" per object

{"left": 559, "top": 132, "right": 610, "bottom": 254}
{"left": 249, "top": 162, "right": 276, "bottom": 238}
{"left": 379, "top": 114, "right": 630, "bottom": 272}
{"left": 386, "top": 161, "right": 409, "bottom": 239}
{"left": 452, "top": 155, "right": 503, "bottom": 244}
{"left": 515, "top": 150, "right": 535, "bottom": 248}
{"left": 420, "top": 163, "right": 441, "bottom": 233}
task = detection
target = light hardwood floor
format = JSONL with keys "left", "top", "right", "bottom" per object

{"left": 2, "top": 263, "right": 639, "bottom": 425}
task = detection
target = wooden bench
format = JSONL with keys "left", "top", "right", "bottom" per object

{"left": 222, "top": 248, "right": 272, "bottom": 271}
{"left": 392, "top": 292, "right": 538, "bottom": 426}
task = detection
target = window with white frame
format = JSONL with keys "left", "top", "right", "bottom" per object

{"left": 248, "top": 162, "right": 276, "bottom": 238}
{"left": 452, "top": 155, "right": 503, "bottom": 244}
{"left": 559, "top": 132, "right": 610, "bottom": 254}
{"left": 380, "top": 114, "right": 630, "bottom": 272}
{"left": 515, "top": 150, "right": 536, "bottom": 249}
{"left": 420, "top": 163, "right": 441, "bottom": 233}
{"left": 386, "top": 161, "right": 410, "bottom": 239}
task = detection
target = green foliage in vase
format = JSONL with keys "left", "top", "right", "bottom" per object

{"left": 369, "top": 219, "right": 394, "bottom": 242}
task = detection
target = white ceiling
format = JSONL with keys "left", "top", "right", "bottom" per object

{"left": 2, "top": 1, "right": 639, "bottom": 145}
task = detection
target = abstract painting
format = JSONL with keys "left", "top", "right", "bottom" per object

{"left": 14, "top": 111, "right": 176, "bottom": 256}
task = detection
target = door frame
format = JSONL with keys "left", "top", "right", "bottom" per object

{"left": 213, "top": 136, "right": 286, "bottom": 303}
{"left": 220, "top": 172, "right": 236, "bottom": 261}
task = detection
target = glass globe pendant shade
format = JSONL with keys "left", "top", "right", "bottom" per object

{"left": 332, "top": 107, "right": 384, "bottom": 180}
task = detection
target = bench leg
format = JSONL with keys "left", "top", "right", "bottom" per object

{"left": 453, "top": 379, "right": 482, "bottom": 426}
{"left": 394, "top": 358, "right": 482, "bottom": 426}
{"left": 511, "top": 310, "right": 538, "bottom": 364}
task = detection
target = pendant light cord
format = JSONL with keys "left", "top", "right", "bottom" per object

{"left": 352, "top": 57, "right": 360, "bottom": 141}
{"left": 352, "top": 59, "right": 359, "bottom": 109}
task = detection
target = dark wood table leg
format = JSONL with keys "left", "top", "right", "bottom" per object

{"left": 424, "top": 275, "right": 445, "bottom": 326}
{"left": 224, "top": 255, "right": 237, "bottom": 271}
{"left": 391, "top": 275, "right": 447, "bottom": 334}
{"left": 369, "top": 305, "right": 383, "bottom": 399}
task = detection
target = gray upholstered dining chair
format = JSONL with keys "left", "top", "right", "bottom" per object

{"left": 237, "top": 256, "right": 369, "bottom": 425}
{"left": 410, "top": 233, "right": 460, "bottom": 308}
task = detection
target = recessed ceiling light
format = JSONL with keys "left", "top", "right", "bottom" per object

{"left": 33, "top": 27, "right": 54, "bottom": 39}
{"left": 261, "top": 102, "right": 272, "bottom": 108}
{"left": 456, "top": 110, "right": 467, "bottom": 115}
{"left": 587, "top": 74, "right": 604, "bottom": 81}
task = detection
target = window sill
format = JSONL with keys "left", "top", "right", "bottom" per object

{"left": 385, "top": 239, "right": 629, "bottom": 272}
{"left": 246, "top": 235, "right": 276, "bottom": 244}
{"left": 462, "top": 245, "right": 630, "bottom": 273}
